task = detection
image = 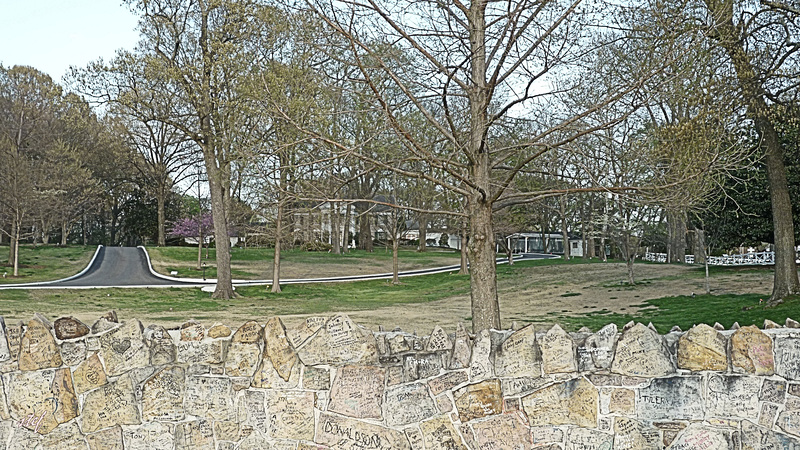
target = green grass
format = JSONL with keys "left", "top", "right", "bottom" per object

{"left": 548, "top": 293, "right": 800, "bottom": 333}
{"left": 0, "top": 245, "right": 95, "bottom": 284}
{"left": 0, "top": 270, "right": 472, "bottom": 325}
{"left": 148, "top": 246, "right": 462, "bottom": 280}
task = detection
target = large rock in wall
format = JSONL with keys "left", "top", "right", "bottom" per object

{"left": 5, "top": 314, "right": 800, "bottom": 448}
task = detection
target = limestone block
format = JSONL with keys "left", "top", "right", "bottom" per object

{"left": 214, "top": 421, "right": 241, "bottom": 442}
{"left": 428, "top": 371, "right": 468, "bottom": 396}
{"left": 0, "top": 376, "right": 9, "bottom": 420}
{"left": 73, "top": 352, "right": 107, "bottom": 395}
{"left": 237, "top": 389, "right": 267, "bottom": 432}
{"left": 6, "top": 320, "right": 22, "bottom": 361}
{"left": 778, "top": 399, "right": 800, "bottom": 437}
{"left": 493, "top": 324, "right": 541, "bottom": 378}
{"left": 252, "top": 353, "right": 301, "bottom": 389}
{"left": 541, "top": 324, "right": 577, "bottom": 374}
{"left": 419, "top": 415, "right": 467, "bottom": 450}
{"left": 91, "top": 317, "right": 118, "bottom": 334}
{"left": 296, "top": 314, "right": 378, "bottom": 366}
{"left": 54, "top": 316, "right": 90, "bottom": 340}
{"left": 453, "top": 379, "right": 503, "bottom": 422}
{"left": 636, "top": 375, "right": 704, "bottom": 421}
{"left": 122, "top": 421, "right": 175, "bottom": 449}
{"left": 266, "top": 390, "right": 315, "bottom": 440}
{"left": 743, "top": 420, "right": 800, "bottom": 448}
{"left": 607, "top": 388, "right": 635, "bottom": 415}
{"left": 144, "top": 325, "right": 176, "bottom": 366}
{"left": 184, "top": 375, "right": 235, "bottom": 422}
{"left": 578, "top": 323, "right": 617, "bottom": 371}
{"left": 500, "top": 376, "right": 550, "bottom": 397}
{"left": 19, "top": 317, "right": 62, "bottom": 371}
{"left": 180, "top": 320, "right": 205, "bottom": 341}
{"left": 37, "top": 421, "right": 85, "bottom": 449}
{"left": 760, "top": 378, "right": 786, "bottom": 403}
{"left": 426, "top": 325, "right": 452, "bottom": 352}
{"left": 531, "top": 426, "right": 566, "bottom": 445}
{"left": 329, "top": 365, "right": 386, "bottom": 419}
{"left": 522, "top": 377, "right": 598, "bottom": 428}
{"left": 382, "top": 382, "right": 438, "bottom": 426}
{"left": 302, "top": 365, "right": 330, "bottom": 390}
{"left": 263, "top": 317, "right": 299, "bottom": 382}
{"left": 175, "top": 419, "right": 215, "bottom": 450}
{"left": 613, "top": 417, "right": 661, "bottom": 450}
{"left": 232, "top": 320, "right": 263, "bottom": 344}
{"left": 99, "top": 319, "right": 149, "bottom": 376}
{"left": 731, "top": 325, "right": 774, "bottom": 376}
{"left": 60, "top": 340, "right": 87, "bottom": 367}
{"left": 677, "top": 323, "right": 728, "bottom": 371}
{"left": 469, "top": 413, "right": 532, "bottom": 449}
{"left": 236, "top": 429, "right": 271, "bottom": 450}
{"left": 287, "top": 316, "right": 326, "bottom": 349}
{"left": 668, "top": 422, "right": 734, "bottom": 449}
{"left": 707, "top": 374, "right": 762, "bottom": 421}
{"left": 207, "top": 323, "right": 232, "bottom": 338}
{"left": 86, "top": 425, "right": 123, "bottom": 450}
{"left": 142, "top": 366, "right": 185, "bottom": 422}
{"left": 448, "top": 322, "right": 471, "bottom": 369}
{"left": 225, "top": 343, "right": 261, "bottom": 377}
{"left": 760, "top": 402, "right": 779, "bottom": 428}
{"left": 387, "top": 333, "right": 412, "bottom": 354}
{"left": 315, "top": 412, "right": 411, "bottom": 449}
{"left": 404, "top": 427, "right": 424, "bottom": 449}
{"left": 81, "top": 374, "right": 140, "bottom": 433}
{"left": 775, "top": 335, "right": 800, "bottom": 381}
{"left": 611, "top": 323, "right": 675, "bottom": 377}
{"left": 403, "top": 352, "right": 443, "bottom": 381}
{"left": 176, "top": 339, "right": 227, "bottom": 365}
{"left": 0, "top": 318, "right": 13, "bottom": 363}
{"left": 6, "top": 367, "right": 78, "bottom": 434}
{"left": 470, "top": 329, "right": 495, "bottom": 380}
{"left": 565, "top": 428, "right": 613, "bottom": 450}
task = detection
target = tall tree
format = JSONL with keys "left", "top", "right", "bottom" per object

{"left": 81, "top": 0, "right": 277, "bottom": 298}
{"left": 303, "top": 0, "right": 693, "bottom": 331}
{"left": 697, "top": 0, "right": 800, "bottom": 303}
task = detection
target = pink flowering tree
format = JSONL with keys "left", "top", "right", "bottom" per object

{"left": 169, "top": 213, "right": 214, "bottom": 270}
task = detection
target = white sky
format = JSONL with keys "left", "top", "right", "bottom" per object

{"left": 0, "top": 0, "right": 140, "bottom": 83}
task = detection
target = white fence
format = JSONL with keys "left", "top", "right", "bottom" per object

{"left": 644, "top": 251, "right": 800, "bottom": 266}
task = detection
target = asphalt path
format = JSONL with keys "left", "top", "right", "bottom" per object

{"left": 0, "top": 246, "right": 557, "bottom": 289}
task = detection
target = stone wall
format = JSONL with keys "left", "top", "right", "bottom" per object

{"left": 1, "top": 313, "right": 800, "bottom": 449}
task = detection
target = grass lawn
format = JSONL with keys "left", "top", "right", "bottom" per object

{"left": 0, "top": 245, "right": 798, "bottom": 333}
{"left": 0, "top": 245, "right": 96, "bottom": 284}
{"left": 147, "top": 246, "right": 462, "bottom": 280}
{"left": 548, "top": 293, "right": 800, "bottom": 333}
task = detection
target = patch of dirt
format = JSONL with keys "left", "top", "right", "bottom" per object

{"left": 321, "top": 262, "right": 774, "bottom": 333}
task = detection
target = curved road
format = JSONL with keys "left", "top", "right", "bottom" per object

{"left": 0, "top": 246, "right": 557, "bottom": 289}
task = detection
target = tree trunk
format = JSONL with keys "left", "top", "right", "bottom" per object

{"left": 204, "top": 151, "right": 236, "bottom": 299}
{"left": 668, "top": 210, "right": 686, "bottom": 263}
{"left": 467, "top": 198, "right": 500, "bottom": 332}
{"left": 460, "top": 219, "right": 469, "bottom": 275}
{"left": 560, "top": 195, "right": 570, "bottom": 259}
{"left": 41, "top": 220, "right": 50, "bottom": 245}
{"left": 391, "top": 229, "right": 400, "bottom": 284}
{"left": 357, "top": 205, "right": 373, "bottom": 252}
{"left": 418, "top": 214, "right": 428, "bottom": 252}
{"left": 81, "top": 212, "right": 87, "bottom": 246}
{"left": 343, "top": 202, "right": 352, "bottom": 252}
{"left": 331, "top": 201, "right": 341, "bottom": 255}
{"left": 157, "top": 188, "right": 167, "bottom": 247}
{"left": 272, "top": 199, "right": 284, "bottom": 293}
{"left": 704, "top": 0, "right": 800, "bottom": 304}
{"left": 61, "top": 222, "right": 69, "bottom": 246}
{"left": 694, "top": 229, "right": 707, "bottom": 265}
{"left": 12, "top": 223, "right": 20, "bottom": 277}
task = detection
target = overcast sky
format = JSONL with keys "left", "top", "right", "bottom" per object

{"left": 0, "top": 0, "right": 140, "bottom": 83}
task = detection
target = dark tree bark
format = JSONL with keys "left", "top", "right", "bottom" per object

{"left": 704, "top": 0, "right": 800, "bottom": 304}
